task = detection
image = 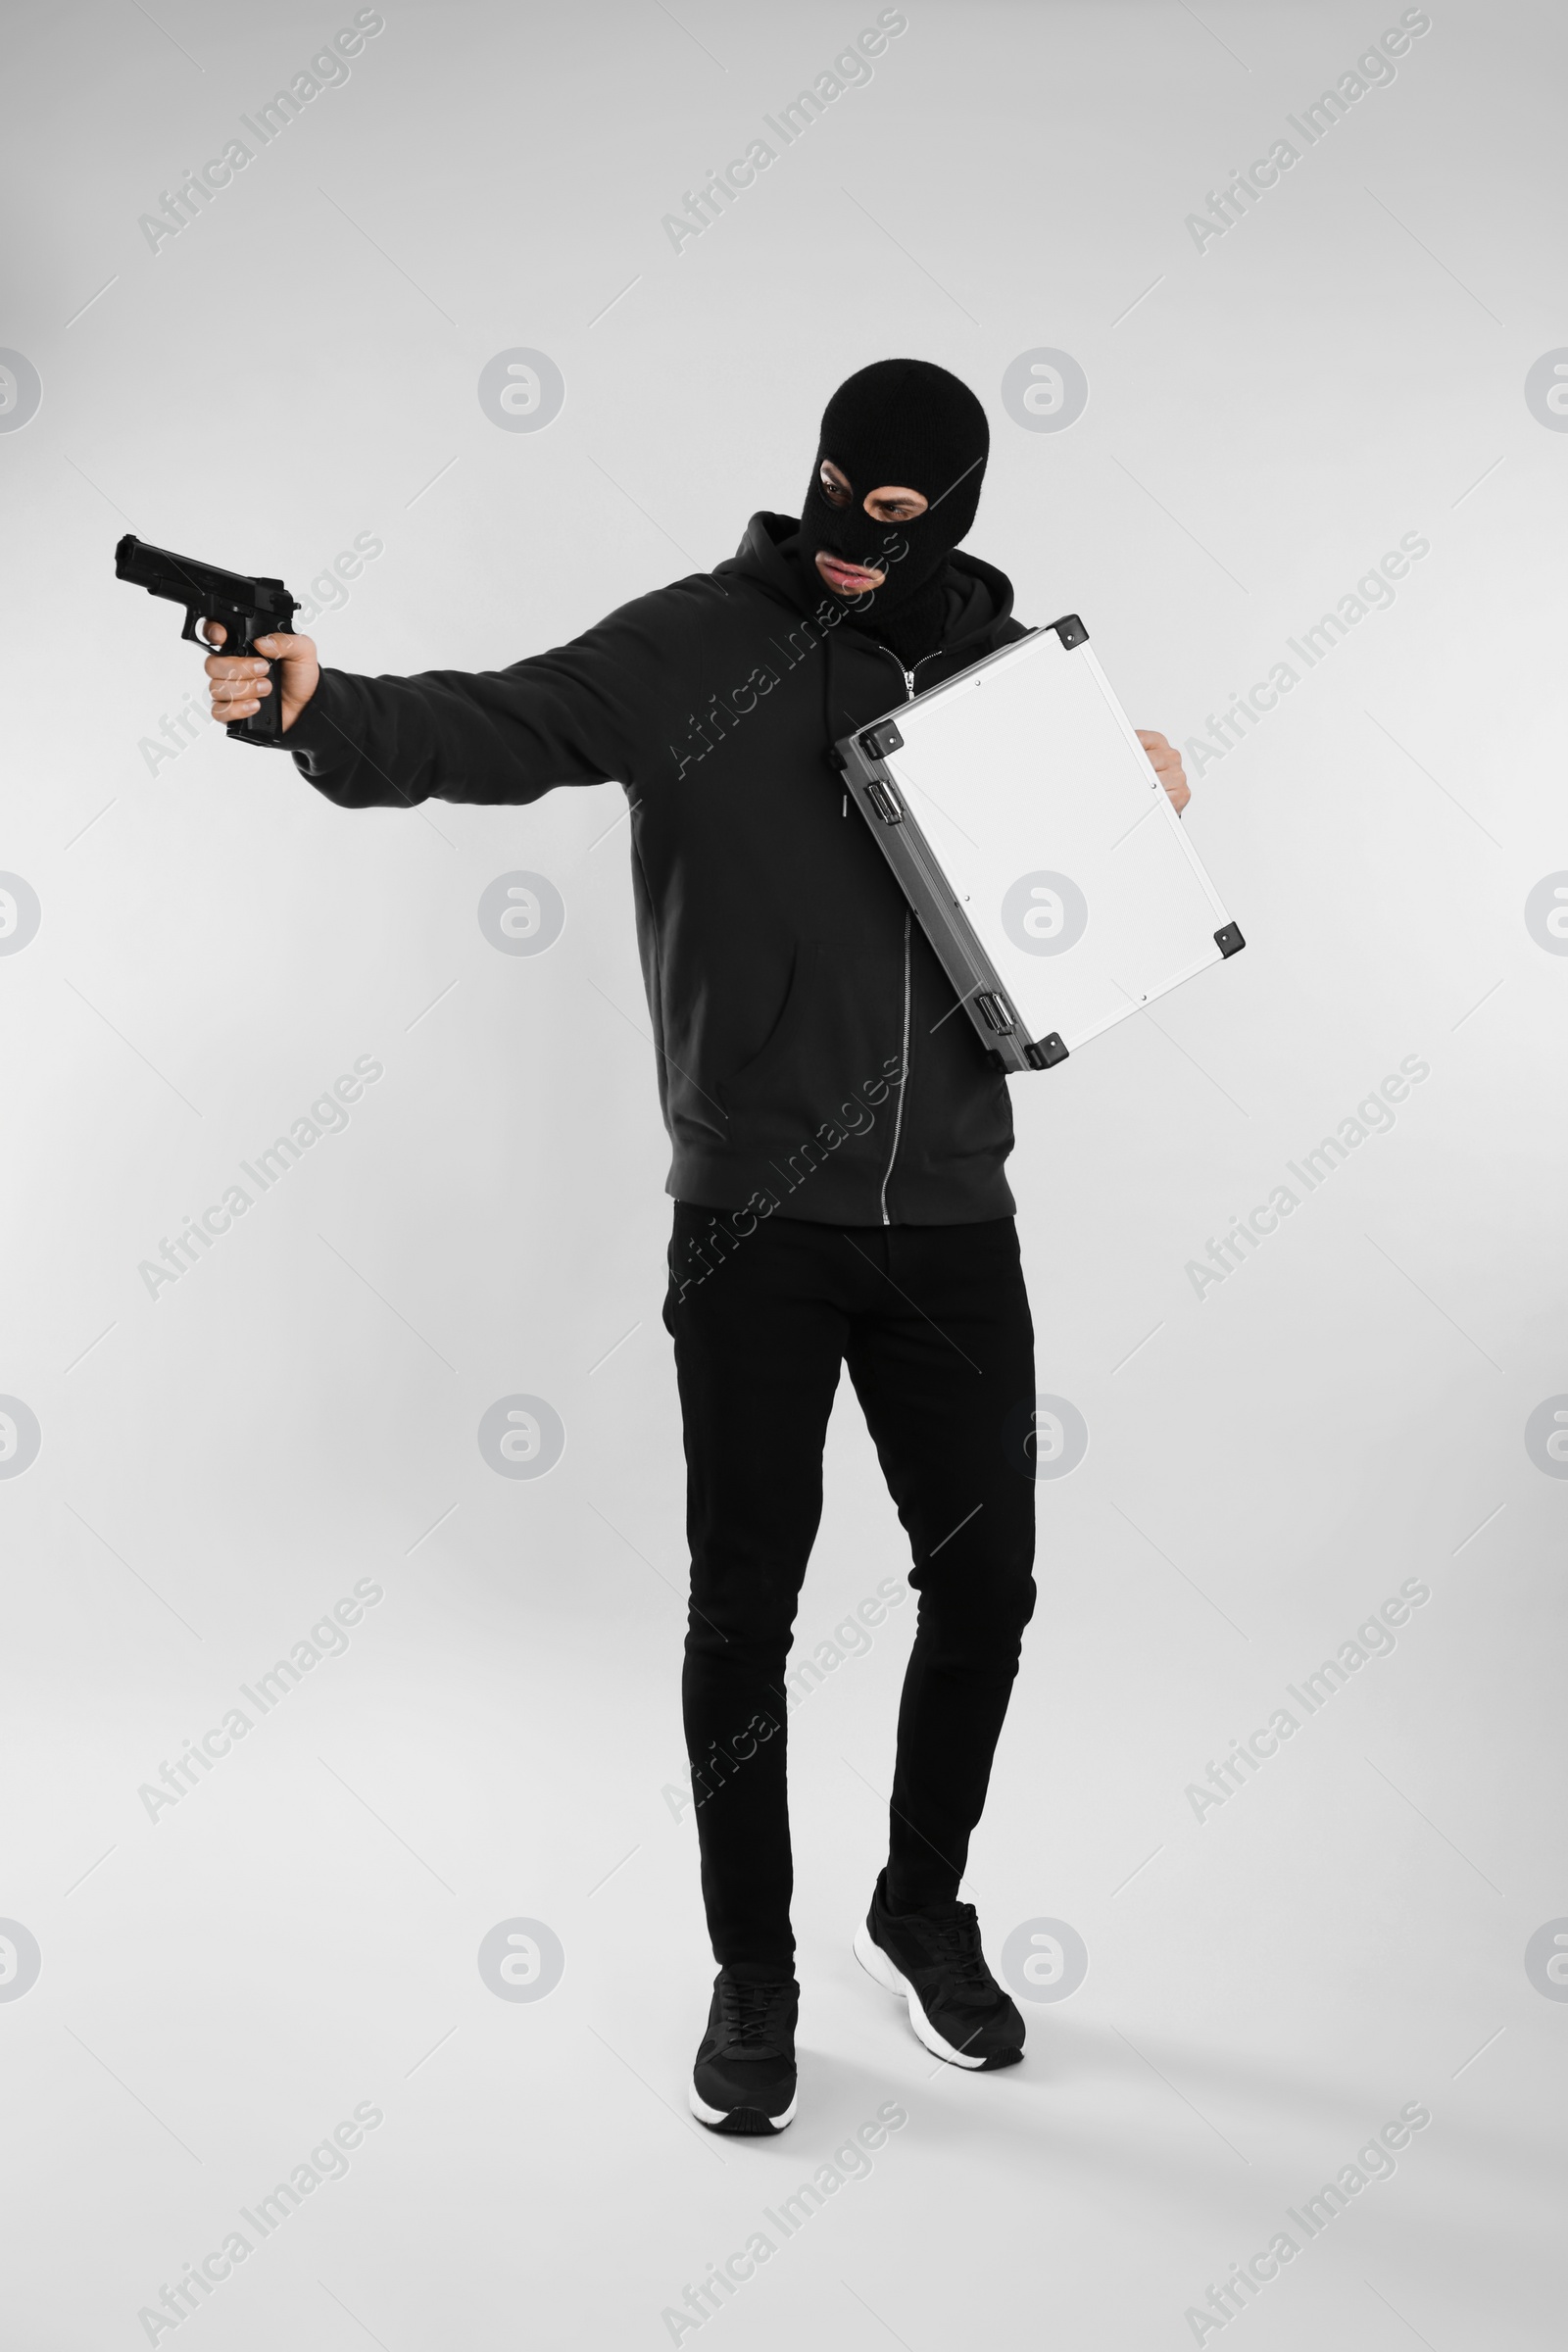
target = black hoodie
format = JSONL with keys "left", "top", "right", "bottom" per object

{"left": 269, "top": 511, "right": 1032, "bottom": 1225}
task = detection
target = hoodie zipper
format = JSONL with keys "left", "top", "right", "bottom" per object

{"left": 880, "top": 910, "right": 911, "bottom": 1225}
{"left": 871, "top": 643, "right": 944, "bottom": 1225}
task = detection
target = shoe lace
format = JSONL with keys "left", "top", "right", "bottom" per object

{"left": 909, "top": 1904, "right": 996, "bottom": 1997}
{"left": 718, "top": 1977, "right": 791, "bottom": 2049}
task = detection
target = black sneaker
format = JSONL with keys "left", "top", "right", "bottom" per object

{"left": 854, "top": 1870, "right": 1024, "bottom": 2071}
{"left": 688, "top": 1971, "right": 799, "bottom": 2133}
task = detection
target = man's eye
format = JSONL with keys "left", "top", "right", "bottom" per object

{"left": 821, "top": 471, "right": 850, "bottom": 505}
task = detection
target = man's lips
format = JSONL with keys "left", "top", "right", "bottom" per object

{"left": 815, "top": 552, "right": 884, "bottom": 592}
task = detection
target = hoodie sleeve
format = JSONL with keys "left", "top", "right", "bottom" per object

{"left": 262, "top": 578, "right": 703, "bottom": 811}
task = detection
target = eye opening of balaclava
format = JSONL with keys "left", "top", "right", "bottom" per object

{"left": 798, "top": 357, "right": 990, "bottom": 663}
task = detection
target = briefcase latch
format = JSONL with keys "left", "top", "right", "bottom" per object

{"left": 865, "top": 778, "right": 904, "bottom": 825}
{"left": 975, "top": 990, "right": 1016, "bottom": 1036}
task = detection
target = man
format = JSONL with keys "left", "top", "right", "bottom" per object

{"left": 205, "top": 358, "right": 1189, "bottom": 2133}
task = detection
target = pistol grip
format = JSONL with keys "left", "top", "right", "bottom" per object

{"left": 223, "top": 634, "right": 284, "bottom": 744}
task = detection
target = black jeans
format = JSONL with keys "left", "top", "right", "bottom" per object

{"left": 662, "top": 1200, "right": 1038, "bottom": 1972}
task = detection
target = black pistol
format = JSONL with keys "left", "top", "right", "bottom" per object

{"left": 115, "top": 534, "right": 299, "bottom": 745}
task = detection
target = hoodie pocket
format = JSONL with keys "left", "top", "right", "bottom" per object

{"left": 715, "top": 939, "right": 850, "bottom": 1134}
{"left": 716, "top": 946, "right": 800, "bottom": 1103}
{"left": 713, "top": 937, "right": 891, "bottom": 1161}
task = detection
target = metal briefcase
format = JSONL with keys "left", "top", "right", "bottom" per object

{"left": 831, "top": 615, "right": 1245, "bottom": 1075}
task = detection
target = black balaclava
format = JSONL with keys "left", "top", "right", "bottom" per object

{"left": 798, "top": 357, "right": 990, "bottom": 666}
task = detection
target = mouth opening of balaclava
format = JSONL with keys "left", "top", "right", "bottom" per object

{"left": 798, "top": 357, "right": 990, "bottom": 667}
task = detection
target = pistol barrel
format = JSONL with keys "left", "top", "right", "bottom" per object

{"left": 114, "top": 534, "right": 295, "bottom": 625}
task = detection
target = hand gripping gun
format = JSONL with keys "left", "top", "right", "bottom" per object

{"left": 115, "top": 534, "right": 298, "bottom": 743}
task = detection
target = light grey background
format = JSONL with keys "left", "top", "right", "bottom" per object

{"left": 2, "top": 1, "right": 1564, "bottom": 2344}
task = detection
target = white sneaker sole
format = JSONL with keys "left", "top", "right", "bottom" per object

{"left": 688, "top": 2079, "right": 797, "bottom": 2131}
{"left": 852, "top": 1919, "right": 986, "bottom": 2069}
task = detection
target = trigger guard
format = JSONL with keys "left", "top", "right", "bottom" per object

{"left": 187, "top": 611, "right": 252, "bottom": 654}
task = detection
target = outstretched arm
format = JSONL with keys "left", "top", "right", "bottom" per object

{"left": 202, "top": 583, "right": 703, "bottom": 811}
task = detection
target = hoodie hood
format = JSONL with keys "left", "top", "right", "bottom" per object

{"left": 717, "top": 511, "right": 1016, "bottom": 664}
